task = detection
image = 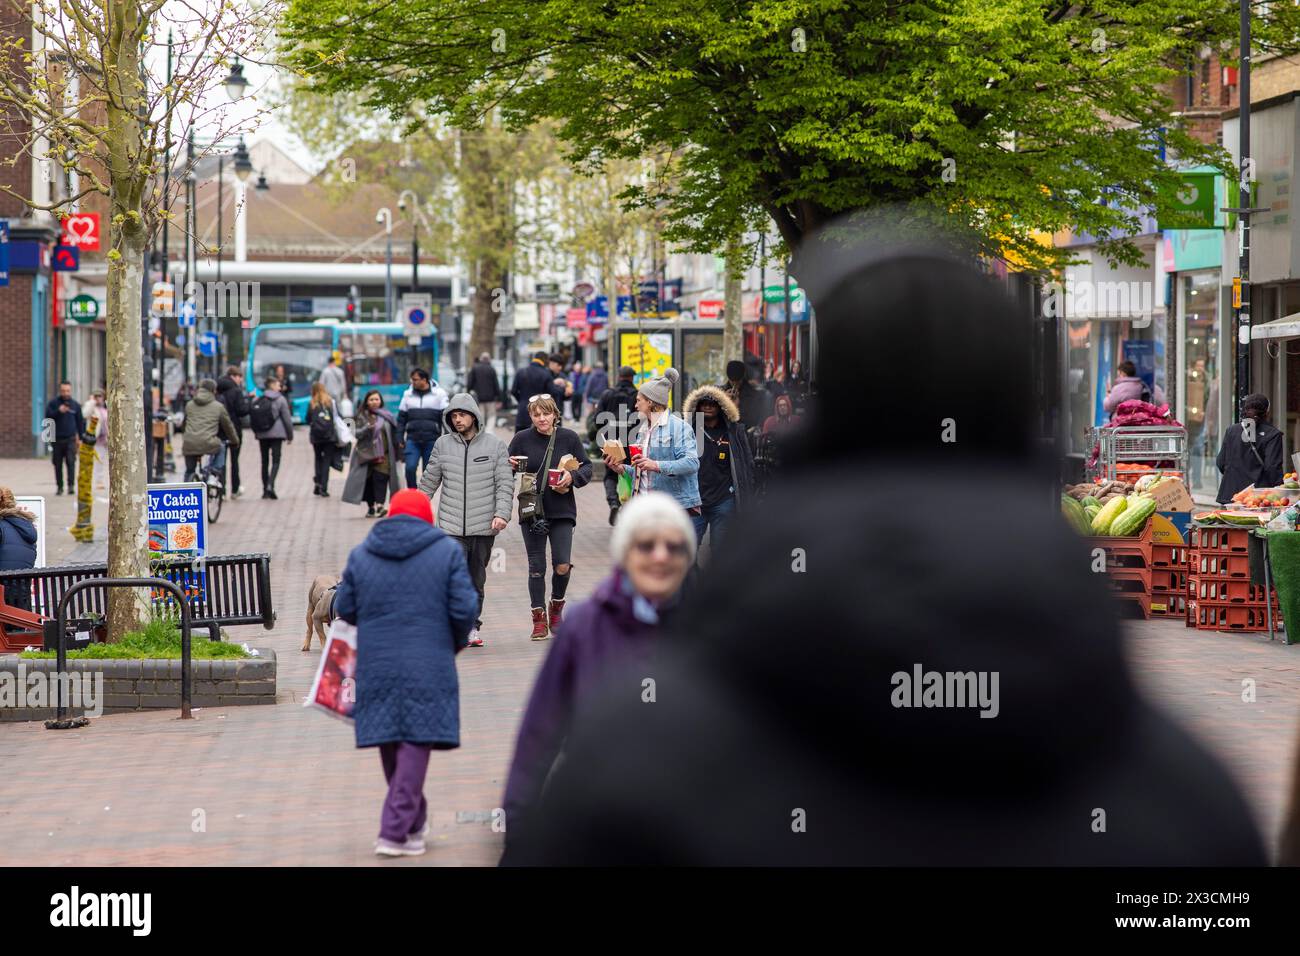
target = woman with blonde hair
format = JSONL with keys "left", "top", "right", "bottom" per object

{"left": 508, "top": 394, "right": 592, "bottom": 640}
{"left": 0, "top": 487, "right": 37, "bottom": 611}
{"left": 307, "top": 382, "right": 337, "bottom": 497}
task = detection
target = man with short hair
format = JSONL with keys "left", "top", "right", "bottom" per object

{"left": 511, "top": 351, "right": 567, "bottom": 431}
{"left": 420, "top": 393, "right": 513, "bottom": 648}
{"left": 45, "top": 381, "right": 85, "bottom": 495}
{"left": 320, "top": 352, "right": 348, "bottom": 408}
{"left": 397, "top": 368, "right": 449, "bottom": 489}
{"left": 215, "top": 365, "right": 249, "bottom": 497}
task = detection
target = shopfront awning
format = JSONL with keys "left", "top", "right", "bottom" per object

{"left": 1250, "top": 313, "right": 1300, "bottom": 340}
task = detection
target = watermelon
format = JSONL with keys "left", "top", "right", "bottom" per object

{"left": 1061, "top": 496, "right": 1092, "bottom": 535}
{"left": 1090, "top": 496, "right": 1128, "bottom": 535}
{"left": 1110, "top": 494, "right": 1157, "bottom": 536}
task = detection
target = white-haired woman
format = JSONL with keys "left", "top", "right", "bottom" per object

{"left": 501, "top": 491, "right": 695, "bottom": 846}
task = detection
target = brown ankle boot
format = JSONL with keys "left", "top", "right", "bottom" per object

{"left": 547, "top": 599, "right": 566, "bottom": 633}
{"left": 530, "top": 607, "right": 550, "bottom": 641}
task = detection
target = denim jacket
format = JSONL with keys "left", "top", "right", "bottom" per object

{"left": 635, "top": 411, "right": 701, "bottom": 509}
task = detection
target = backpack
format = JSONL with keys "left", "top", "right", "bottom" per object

{"left": 309, "top": 405, "right": 335, "bottom": 443}
{"left": 250, "top": 394, "right": 278, "bottom": 435}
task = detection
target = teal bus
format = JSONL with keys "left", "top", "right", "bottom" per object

{"left": 245, "top": 320, "right": 439, "bottom": 423}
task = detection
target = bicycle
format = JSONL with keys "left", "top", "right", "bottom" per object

{"left": 196, "top": 443, "right": 227, "bottom": 524}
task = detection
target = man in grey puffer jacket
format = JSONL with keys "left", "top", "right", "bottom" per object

{"left": 419, "top": 393, "right": 513, "bottom": 647}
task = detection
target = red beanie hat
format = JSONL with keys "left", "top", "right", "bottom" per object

{"left": 387, "top": 489, "right": 434, "bottom": 524}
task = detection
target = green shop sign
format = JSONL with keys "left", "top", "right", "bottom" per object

{"left": 1157, "top": 172, "right": 1218, "bottom": 230}
{"left": 67, "top": 294, "right": 99, "bottom": 324}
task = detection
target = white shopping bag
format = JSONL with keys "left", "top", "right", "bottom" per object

{"left": 334, "top": 411, "right": 355, "bottom": 446}
{"left": 338, "top": 396, "right": 355, "bottom": 420}
{"left": 304, "top": 618, "right": 357, "bottom": 722}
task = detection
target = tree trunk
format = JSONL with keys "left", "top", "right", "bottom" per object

{"left": 469, "top": 266, "right": 503, "bottom": 363}
{"left": 722, "top": 232, "right": 745, "bottom": 366}
{"left": 103, "top": 2, "right": 151, "bottom": 641}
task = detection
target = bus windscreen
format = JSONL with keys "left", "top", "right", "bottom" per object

{"left": 251, "top": 326, "right": 334, "bottom": 401}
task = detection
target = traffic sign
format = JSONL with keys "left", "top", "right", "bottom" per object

{"left": 52, "top": 245, "right": 79, "bottom": 271}
{"left": 178, "top": 301, "right": 196, "bottom": 327}
{"left": 535, "top": 281, "right": 562, "bottom": 303}
{"left": 401, "top": 292, "right": 434, "bottom": 338}
{"left": 198, "top": 331, "right": 218, "bottom": 357}
{"left": 68, "top": 294, "right": 99, "bottom": 324}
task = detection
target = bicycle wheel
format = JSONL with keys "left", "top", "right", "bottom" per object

{"left": 207, "top": 483, "right": 222, "bottom": 523}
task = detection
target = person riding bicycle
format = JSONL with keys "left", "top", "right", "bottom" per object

{"left": 182, "top": 378, "right": 240, "bottom": 484}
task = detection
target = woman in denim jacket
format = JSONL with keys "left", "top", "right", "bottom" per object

{"left": 606, "top": 368, "right": 701, "bottom": 512}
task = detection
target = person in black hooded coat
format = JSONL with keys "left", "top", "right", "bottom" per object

{"left": 500, "top": 213, "right": 1268, "bottom": 866}
{"left": 1216, "top": 392, "right": 1285, "bottom": 504}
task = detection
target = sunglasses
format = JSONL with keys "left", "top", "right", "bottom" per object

{"left": 631, "top": 537, "right": 691, "bottom": 558}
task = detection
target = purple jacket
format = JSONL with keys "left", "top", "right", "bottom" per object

{"left": 503, "top": 570, "right": 663, "bottom": 836}
{"left": 1103, "top": 376, "right": 1166, "bottom": 415}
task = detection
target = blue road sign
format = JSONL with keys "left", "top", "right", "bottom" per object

{"left": 408, "top": 308, "right": 426, "bottom": 326}
{"left": 52, "top": 245, "right": 79, "bottom": 271}
{"left": 198, "top": 331, "right": 218, "bottom": 357}
{"left": 178, "top": 301, "right": 196, "bottom": 327}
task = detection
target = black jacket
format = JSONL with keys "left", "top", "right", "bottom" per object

{"left": 216, "top": 377, "right": 249, "bottom": 434}
{"left": 45, "top": 396, "right": 85, "bottom": 441}
{"left": 503, "top": 463, "right": 1268, "bottom": 866}
{"left": 307, "top": 402, "right": 337, "bottom": 445}
{"left": 594, "top": 379, "right": 640, "bottom": 446}
{"left": 507, "top": 426, "right": 592, "bottom": 523}
{"left": 511, "top": 361, "right": 566, "bottom": 430}
{"left": 467, "top": 361, "right": 502, "bottom": 403}
{"left": 1216, "top": 420, "right": 1285, "bottom": 504}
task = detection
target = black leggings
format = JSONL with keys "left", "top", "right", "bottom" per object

{"left": 364, "top": 467, "right": 389, "bottom": 507}
{"left": 521, "top": 518, "right": 574, "bottom": 607}
{"left": 312, "top": 441, "right": 332, "bottom": 491}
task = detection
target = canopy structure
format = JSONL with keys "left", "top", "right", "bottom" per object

{"left": 1250, "top": 314, "right": 1300, "bottom": 340}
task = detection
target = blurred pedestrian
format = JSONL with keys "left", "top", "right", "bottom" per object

{"left": 466, "top": 352, "right": 502, "bottom": 429}
{"left": 511, "top": 351, "right": 566, "bottom": 432}
{"left": 505, "top": 216, "right": 1268, "bottom": 866}
{"left": 307, "top": 383, "right": 338, "bottom": 497}
{"left": 250, "top": 376, "right": 294, "bottom": 499}
{"left": 723, "top": 360, "right": 772, "bottom": 432}
{"left": 0, "top": 487, "right": 37, "bottom": 612}
{"left": 593, "top": 365, "right": 640, "bottom": 526}
{"left": 502, "top": 491, "right": 694, "bottom": 850}
{"left": 45, "top": 381, "right": 84, "bottom": 496}
{"left": 682, "top": 385, "right": 754, "bottom": 547}
{"left": 334, "top": 488, "right": 479, "bottom": 857}
{"left": 181, "top": 378, "right": 239, "bottom": 483}
{"left": 396, "top": 368, "right": 448, "bottom": 489}
{"left": 761, "top": 394, "right": 801, "bottom": 437}
{"left": 419, "top": 393, "right": 513, "bottom": 648}
{"left": 1216, "top": 392, "right": 1284, "bottom": 504}
{"left": 1102, "top": 360, "right": 1165, "bottom": 418}
{"left": 508, "top": 395, "right": 592, "bottom": 639}
{"left": 604, "top": 367, "right": 699, "bottom": 514}
{"left": 81, "top": 388, "right": 109, "bottom": 490}
{"left": 216, "top": 365, "right": 249, "bottom": 497}
{"left": 344, "top": 390, "right": 402, "bottom": 517}
{"left": 569, "top": 364, "right": 587, "bottom": 421}
{"left": 582, "top": 362, "right": 608, "bottom": 421}
{"left": 320, "top": 351, "right": 348, "bottom": 409}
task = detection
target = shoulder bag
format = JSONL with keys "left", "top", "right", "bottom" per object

{"left": 517, "top": 428, "right": 557, "bottom": 528}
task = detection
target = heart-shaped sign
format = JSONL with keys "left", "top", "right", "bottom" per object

{"left": 61, "top": 213, "right": 100, "bottom": 251}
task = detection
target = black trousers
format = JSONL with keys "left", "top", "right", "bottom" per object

{"left": 603, "top": 469, "right": 620, "bottom": 507}
{"left": 227, "top": 438, "right": 242, "bottom": 493}
{"left": 52, "top": 437, "right": 77, "bottom": 490}
{"left": 521, "top": 518, "right": 575, "bottom": 607}
{"left": 364, "top": 467, "right": 389, "bottom": 507}
{"left": 454, "top": 534, "right": 494, "bottom": 629}
{"left": 259, "top": 439, "right": 283, "bottom": 492}
{"left": 312, "top": 441, "right": 332, "bottom": 491}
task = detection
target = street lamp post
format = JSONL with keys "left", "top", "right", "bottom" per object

{"left": 376, "top": 207, "right": 393, "bottom": 321}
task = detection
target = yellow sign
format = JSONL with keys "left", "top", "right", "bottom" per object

{"left": 1232, "top": 276, "right": 1242, "bottom": 308}
{"left": 620, "top": 333, "right": 672, "bottom": 388}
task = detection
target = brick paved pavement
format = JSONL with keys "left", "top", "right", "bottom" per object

{"left": 2, "top": 440, "right": 1299, "bottom": 863}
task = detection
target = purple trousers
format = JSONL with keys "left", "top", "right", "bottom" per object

{"left": 379, "top": 742, "right": 431, "bottom": 843}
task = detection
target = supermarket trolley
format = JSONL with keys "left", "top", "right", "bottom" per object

{"left": 1090, "top": 425, "right": 1188, "bottom": 482}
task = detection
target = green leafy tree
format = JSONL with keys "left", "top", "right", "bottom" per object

{"left": 282, "top": 0, "right": 1300, "bottom": 270}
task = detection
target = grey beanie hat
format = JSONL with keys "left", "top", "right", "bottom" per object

{"left": 638, "top": 367, "right": 680, "bottom": 407}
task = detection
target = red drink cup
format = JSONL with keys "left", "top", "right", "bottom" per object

{"left": 629, "top": 444, "right": 643, "bottom": 459}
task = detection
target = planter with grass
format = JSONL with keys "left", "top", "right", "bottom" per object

{"left": 0, "top": 618, "right": 276, "bottom": 721}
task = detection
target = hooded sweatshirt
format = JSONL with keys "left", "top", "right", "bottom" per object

{"left": 182, "top": 387, "right": 239, "bottom": 457}
{"left": 418, "top": 393, "right": 514, "bottom": 537}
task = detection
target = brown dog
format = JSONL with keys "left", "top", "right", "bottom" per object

{"left": 302, "top": 574, "right": 341, "bottom": 651}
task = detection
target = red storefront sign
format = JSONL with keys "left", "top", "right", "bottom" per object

{"left": 697, "top": 299, "right": 724, "bottom": 319}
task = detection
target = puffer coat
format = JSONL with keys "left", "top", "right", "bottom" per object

{"left": 182, "top": 388, "right": 239, "bottom": 457}
{"left": 334, "top": 514, "right": 479, "bottom": 748}
{"left": 418, "top": 393, "right": 514, "bottom": 537}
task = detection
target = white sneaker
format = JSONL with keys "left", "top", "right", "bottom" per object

{"left": 467, "top": 628, "right": 484, "bottom": 648}
{"left": 375, "top": 836, "right": 425, "bottom": 857}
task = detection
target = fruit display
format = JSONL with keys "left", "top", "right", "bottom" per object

{"left": 1229, "top": 487, "right": 1290, "bottom": 509}
{"left": 1060, "top": 496, "right": 1092, "bottom": 536}
{"left": 1284, "top": 471, "right": 1299, "bottom": 490}
{"left": 1064, "top": 479, "right": 1137, "bottom": 505}
{"left": 1193, "top": 510, "right": 1266, "bottom": 526}
{"left": 1109, "top": 494, "right": 1157, "bottom": 537}
{"left": 1090, "top": 496, "right": 1128, "bottom": 535}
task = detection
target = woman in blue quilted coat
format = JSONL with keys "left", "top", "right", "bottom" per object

{"left": 334, "top": 488, "right": 480, "bottom": 857}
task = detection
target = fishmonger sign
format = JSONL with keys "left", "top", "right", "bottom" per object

{"left": 146, "top": 483, "right": 207, "bottom": 606}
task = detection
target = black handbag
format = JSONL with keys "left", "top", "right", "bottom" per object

{"left": 517, "top": 429, "right": 557, "bottom": 528}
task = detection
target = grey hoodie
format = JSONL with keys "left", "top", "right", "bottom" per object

{"left": 418, "top": 393, "right": 514, "bottom": 537}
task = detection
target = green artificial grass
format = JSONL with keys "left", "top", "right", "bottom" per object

{"left": 20, "top": 616, "right": 251, "bottom": 660}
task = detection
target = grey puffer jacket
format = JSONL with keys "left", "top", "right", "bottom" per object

{"left": 418, "top": 393, "right": 514, "bottom": 537}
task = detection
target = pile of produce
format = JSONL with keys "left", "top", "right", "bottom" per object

{"left": 1285, "top": 472, "right": 1300, "bottom": 490}
{"left": 1061, "top": 487, "right": 1157, "bottom": 537}
{"left": 1230, "top": 488, "right": 1291, "bottom": 509}
{"left": 1192, "top": 510, "right": 1265, "bottom": 527}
